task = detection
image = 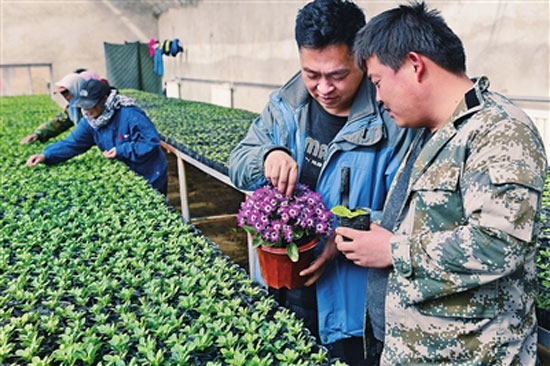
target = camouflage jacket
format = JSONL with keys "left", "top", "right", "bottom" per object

{"left": 35, "top": 107, "right": 77, "bottom": 142}
{"left": 382, "top": 76, "right": 547, "bottom": 365}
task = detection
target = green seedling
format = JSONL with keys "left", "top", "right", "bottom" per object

{"left": 330, "top": 205, "right": 369, "bottom": 218}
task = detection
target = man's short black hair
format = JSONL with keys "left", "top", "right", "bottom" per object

{"left": 354, "top": 1, "right": 466, "bottom": 74}
{"left": 295, "top": 0, "right": 366, "bottom": 51}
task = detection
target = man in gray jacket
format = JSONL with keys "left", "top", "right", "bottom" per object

{"left": 229, "top": 1, "right": 415, "bottom": 364}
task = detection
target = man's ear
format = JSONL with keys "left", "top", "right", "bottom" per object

{"left": 407, "top": 51, "right": 425, "bottom": 82}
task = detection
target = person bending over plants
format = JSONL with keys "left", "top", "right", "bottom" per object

{"left": 26, "top": 79, "right": 168, "bottom": 194}
{"left": 20, "top": 69, "right": 107, "bottom": 144}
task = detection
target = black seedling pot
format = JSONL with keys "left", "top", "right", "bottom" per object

{"left": 337, "top": 206, "right": 371, "bottom": 231}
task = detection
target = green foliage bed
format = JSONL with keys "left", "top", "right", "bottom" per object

{"left": 122, "top": 89, "right": 258, "bottom": 175}
{"left": 0, "top": 95, "right": 343, "bottom": 366}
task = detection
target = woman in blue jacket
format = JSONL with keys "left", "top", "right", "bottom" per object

{"left": 26, "top": 79, "right": 168, "bottom": 194}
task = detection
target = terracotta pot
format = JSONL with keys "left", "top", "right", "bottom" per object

{"left": 257, "top": 238, "right": 319, "bottom": 289}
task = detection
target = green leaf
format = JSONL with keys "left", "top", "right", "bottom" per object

{"left": 241, "top": 225, "right": 255, "bottom": 235}
{"left": 330, "top": 205, "right": 368, "bottom": 218}
{"left": 287, "top": 243, "right": 299, "bottom": 262}
{"left": 330, "top": 205, "right": 352, "bottom": 217}
{"left": 252, "top": 235, "right": 264, "bottom": 248}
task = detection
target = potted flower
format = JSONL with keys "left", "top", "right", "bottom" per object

{"left": 331, "top": 206, "right": 371, "bottom": 231}
{"left": 237, "top": 184, "right": 333, "bottom": 289}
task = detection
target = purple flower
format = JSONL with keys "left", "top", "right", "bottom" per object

{"left": 316, "top": 222, "right": 327, "bottom": 234}
{"left": 238, "top": 183, "right": 332, "bottom": 248}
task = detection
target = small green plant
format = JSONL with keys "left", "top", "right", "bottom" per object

{"left": 330, "top": 205, "right": 369, "bottom": 218}
{"left": 0, "top": 95, "right": 362, "bottom": 365}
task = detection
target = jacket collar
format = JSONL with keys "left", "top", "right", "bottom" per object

{"left": 278, "top": 71, "right": 376, "bottom": 122}
{"left": 410, "top": 76, "right": 488, "bottom": 183}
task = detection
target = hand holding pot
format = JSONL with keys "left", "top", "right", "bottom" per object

{"left": 335, "top": 223, "right": 393, "bottom": 268}
{"left": 299, "top": 236, "right": 339, "bottom": 286}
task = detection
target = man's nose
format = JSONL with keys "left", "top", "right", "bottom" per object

{"left": 317, "top": 78, "right": 334, "bottom": 94}
{"left": 376, "top": 93, "right": 386, "bottom": 109}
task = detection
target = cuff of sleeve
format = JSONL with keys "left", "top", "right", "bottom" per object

{"left": 42, "top": 150, "right": 53, "bottom": 164}
{"left": 263, "top": 146, "right": 292, "bottom": 162}
{"left": 371, "top": 210, "right": 383, "bottom": 222}
{"left": 390, "top": 233, "right": 412, "bottom": 278}
{"left": 35, "top": 128, "right": 48, "bottom": 142}
{"left": 116, "top": 142, "right": 129, "bottom": 159}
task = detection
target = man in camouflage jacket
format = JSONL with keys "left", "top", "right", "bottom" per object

{"left": 336, "top": 2, "right": 548, "bottom": 365}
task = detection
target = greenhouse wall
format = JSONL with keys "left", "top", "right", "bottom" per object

{"left": 158, "top": 1, "right": 549, "bottom": 112}
{"left": 1, "top": 0, "right": 157, "bottom": 98}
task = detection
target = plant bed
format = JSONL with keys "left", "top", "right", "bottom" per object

{"left": 122, "top": 89, "right": 258, "bottom": 175}
{"left": 1, "top": 95, "right": 347, "bottom": 366}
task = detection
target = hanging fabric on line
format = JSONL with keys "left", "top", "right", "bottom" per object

{"left": 149, "top": 38, "right": 184, "bottom": 75}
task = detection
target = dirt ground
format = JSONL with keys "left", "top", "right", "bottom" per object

{"left": 164, "top": 152, "right": 250, "bottom": 271}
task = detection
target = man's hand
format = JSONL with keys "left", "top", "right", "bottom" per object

{"left": 21, "top": 133, "right": 39, "bottom": 144}
{"left": 103, "top": 147, "right": 117, "bottom": 159}
{"left": 335, "top": 223, "right": 393, "bottom": 268}
{"left": 26, "top": 154, "right": 46, "bottom": 167}
{"left": 299, "top": 236, "right": 339, "bottom": 286}
{"left": 264, "top": 150, "right": 298, "bottom": 196}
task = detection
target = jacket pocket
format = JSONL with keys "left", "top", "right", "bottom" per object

{"left": 412, "top": 164, "right": 461, "bottom": 191}
{"left": 487, "top": 162, "right": 544, "bottom": 192}
{"left": 481, "top": 161, "right": 544, "bottom": 242}
{"left": 416, "top": 285, "right": 496, "bottom": 319}
{"left": 409, "top": 165, "right": 463, "bottom": 231}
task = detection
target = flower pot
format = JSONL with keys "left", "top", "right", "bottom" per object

{"left": 257, "top": 238, "right": 319, "bottom": 289}
{"left": 337, "top": 207, "right": 371, "bottom": 231}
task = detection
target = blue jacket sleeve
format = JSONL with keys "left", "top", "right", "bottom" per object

{"left": 42, "top": 118, "right": 95, "bottom": 164}
{"left": 115, "top": 108, "right": 161, "bottom": 163}
{"left": 228, "top": 95, "right": 289, "bottom": 191}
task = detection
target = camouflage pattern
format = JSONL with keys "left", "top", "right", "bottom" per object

{"left": 383, "top": 76, "right": 547, "bottom": 365}
{"left": 35, "top": 107, "right": 76, "bottom": 142}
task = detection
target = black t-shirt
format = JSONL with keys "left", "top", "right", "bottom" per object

{"left": 300, "top": 99, "right": 347, "bottom": 191}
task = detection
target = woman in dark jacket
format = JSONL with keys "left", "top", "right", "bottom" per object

{"left": 26, "top": 79, "right": 168, "bottom": 194}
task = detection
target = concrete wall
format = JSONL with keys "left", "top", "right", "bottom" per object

{"left": 158, "top": 0, "right": 549, "bottom": 114}
{"left": 1, "top": 0, "right": 157, "bottom": 103}
{"left": 2, "top": 0, "right": 548, "bottom": 115}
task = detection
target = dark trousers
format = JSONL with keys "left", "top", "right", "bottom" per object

{"left": 268, "top": 285, "right": 319, "bottom": 340}
{"left": 326, "top": 336, "right": 382, "bottom": 366}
